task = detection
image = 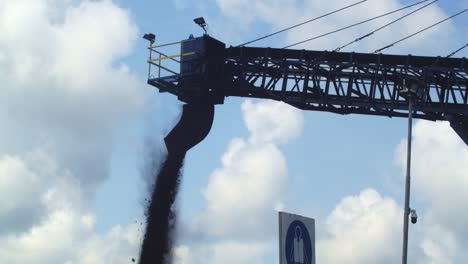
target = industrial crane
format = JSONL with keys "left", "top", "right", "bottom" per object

{"left": 145, "top": 34, "right": 468, "bottom": 145}
{"left": 141, "top": 3, "right": 468, "bottom": 262}
{"left": 140, "top": 10, "right": 468, "bottom": 261}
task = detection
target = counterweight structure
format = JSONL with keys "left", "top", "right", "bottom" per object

{"left": 147, "top": 35, "right": 468, "bottom": 144}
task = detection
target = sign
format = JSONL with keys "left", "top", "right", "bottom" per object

{"left": 279, "top": 211, "right": 315, "bottom": 264}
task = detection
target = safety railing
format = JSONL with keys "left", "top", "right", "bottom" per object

{"left": 146, "top": 38, "right": 197, "bottom": 80}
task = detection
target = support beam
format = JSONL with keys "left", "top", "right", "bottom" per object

{"left": 446, "top": 115, "right": 468, "bottom": 145}
{"left": 147, "top": 35, "right": 468, "bottom": 145}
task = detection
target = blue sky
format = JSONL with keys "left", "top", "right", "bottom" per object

{"left": 94, "top": 0, "right": 468, "bottom": 262}
{"left": 1, "top": 0, "right": 467, "bottom": 263}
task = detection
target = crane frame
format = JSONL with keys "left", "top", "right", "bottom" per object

{"left": 146, "top": 35, "right": 468, "bottom": 144}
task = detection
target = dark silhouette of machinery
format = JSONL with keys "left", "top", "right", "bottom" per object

{"left": 164, "top": 103, "right": 214, "bottom": 154}
{"left": 146, "top": 34, "right": 468, "bottom": 145}
{"left": 141, "top": 29, "right": 467, "bottom": 264}
{"left": 138, "top": 103, "right": 214, "bottom": 264}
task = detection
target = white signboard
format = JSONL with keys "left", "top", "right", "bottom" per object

{"left": 279, "top": 211, "right": 315, "bottom": 264}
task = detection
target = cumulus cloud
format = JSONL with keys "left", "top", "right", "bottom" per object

{"left": 317, "top": 188, "right": 402, "bottom": 264}
{"left": 316, "top": 120, "right": 468, "bottom": 264}
{"left": 419, "top": 224, "right": 462, "bottom": 264}
{"left": 0, "top": 0, "right": 145, "bottom": 262}
{"left": 174, "top": 241, "right": 271, "bottom": 264}
{"left": 198, "top": 140, "right": 287, "bottom": 238}
{"left": 396, "top": 121, "right": 468, "bottom": 234}
{"left": 175, "top": 99, "right": 303, "bottom": 263}
{"left": 0, "top": 152, "right": 142, "bottom": 263}
{"left": 315, "top": 188, "right": 466, "bottom": 264}
{"left": 394, "top": 120, "right": 468, "bottom": 260}
{"left": 0, "top": 151, "right": 62, "bottom": 234}
{"left": 242, "top": 100, "right": 304, "bottom": 145}
{"left": 311, "top": 119, "right": 468, "bottom": 264}
{"left": 0, "top": 0, "right": 144, "bottom": 194}
{"left": 174, "top": 115, "right": 468, "bottom": 264}
{"left": 196, "top": 100, "right": 303, "bottom": 240}
{"left": 0, "top": 0, "right": 144, "bottom": 193}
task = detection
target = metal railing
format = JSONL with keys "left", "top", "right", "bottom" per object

{"left": 146, "top": 39, "right": 197, "bottom": 79}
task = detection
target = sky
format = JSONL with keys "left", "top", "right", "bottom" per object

{"left": 0, "top": 0, "right": 467, "bottom": 263}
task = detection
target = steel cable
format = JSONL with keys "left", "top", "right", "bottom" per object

{"left": 374, "top": 8, "right": 468, "bottom": 53}
{"left": 334, "top": 0, "right": 438, "bottom": 52}
{"left": 446, "top": 43, "right": 468, "bottom": 58}
{"left": 237, "top": 0, "right": 368, "bottom": 47}
{"left": 283, "top": 0, "right": 432, "bottom": 49}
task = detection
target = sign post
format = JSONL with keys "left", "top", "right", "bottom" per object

{"left": 279, "top": 211, "right": 315, "bottom": 264}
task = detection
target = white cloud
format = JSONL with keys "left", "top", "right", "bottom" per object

{"left": 0, "top": 210, "right": 141, "bottom": 264}
{"left": 395, "top": 121, "right": 468, "bottom": 237}
{"left": 242, "top": 99, "right": 304, "bottom": 145}
{"left": 420, "top": 224, "right": 460, "bottom": 264}
{"left": 0, "top": 152, "right": 142, "bottom": 264}
{"left": 393, "top": 120, "right": 468, "bottom": 264}
{"left": 317, "top": 188, "right": 401, "bottom": 264}
{"left": 315, "top": 188, "right": 467, "bottom": 264}
{"left": 0, "top": 0, "right": 146, "bottom": 262}
{"left": 176, "top": 99, "right": 303, "bottom": 263}
{"left": 175, "top": 117, "right": 468, "bottom": 264}
{"left": 193, "top": 100, "right": 303, "bottom": 241}
{"left": 316, "top": 120, "right": 468, "bottom": 264}
{"left": 174, "top": 241, "right": 270, "bottom": 264}
{"left": 0, "top": 0, "right": 145, "bottom": 192}
{"left": 198, "top": 139, "right": 287, "bottom": 238}
{"left": 0, "top": 152, "right": 57, "bottom": 234}
{"left": 314, "top": 119, "right": 468, "bottom": 264}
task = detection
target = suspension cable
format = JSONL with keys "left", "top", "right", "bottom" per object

{"left": 374, "top": 8, "right": 468, "bottom": 53}
{"left": 237, "top": 0, "right": 368, "bottom": 47}
{"left": 334, "top": 0, "right": 438, "bottom": 52}
{"left": 283, "top": 0, "right": 431, "bottom": 49}
{"left": 446, "top": 43, "right": 468, "bottom": 58}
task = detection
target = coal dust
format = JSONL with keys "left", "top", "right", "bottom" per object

{"left": 137, "top": 103, "right": 214, "bottom": 264}
{"left": 138, "top": 152, "right": 185, "bottom": 264}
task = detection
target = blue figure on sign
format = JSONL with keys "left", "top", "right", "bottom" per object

{"left": 285, "top": 220, "right": 312, "bottom": 264}
{"left": 291, "top": 226, "right": 306, "bottom": 263}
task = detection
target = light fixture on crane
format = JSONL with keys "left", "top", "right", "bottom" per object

{"left": 142, "top": 33, "right": 155, "bottom": 45}
{"left": 193, "top": 17, "right": 207, "bottom": 34}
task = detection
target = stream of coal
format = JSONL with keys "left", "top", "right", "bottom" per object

{"left": 139, "top": 152, "right": 185, "bottom": 264}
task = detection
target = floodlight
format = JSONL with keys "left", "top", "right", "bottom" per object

{"left": 143, "top": 33, "right": 155, "bottom": 44}
{"left": 193, "top": 17, "right": 206, "bottom": 26}
{"left": 193, "top": 17, "right": 207, "bottom": 34}
{"left": 401, "top": 78, "right": 423, "bottom": 99}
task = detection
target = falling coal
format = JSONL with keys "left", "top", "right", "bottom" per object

{"left": 138, "top": 103, "right": 214, "bottom": 264}
{"left": 139, "top": 152, "right": 185, "bottom": 263}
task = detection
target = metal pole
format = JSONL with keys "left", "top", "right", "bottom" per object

{"left": 148, "top": 47, "right": 152, "bottom": 79}
{"left": 158, "top": 54, "right": 162, "bottom": 78}
{"left": 402, "top": 96, "right": 413, "bottom": 264}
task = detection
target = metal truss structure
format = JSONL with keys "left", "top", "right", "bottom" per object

{"left": 147, "top": 35, "right": 468, "bottom": 144}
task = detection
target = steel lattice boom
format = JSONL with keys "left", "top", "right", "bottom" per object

{"left": 146, "top": 35, "right": 468, "bottom": 144}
